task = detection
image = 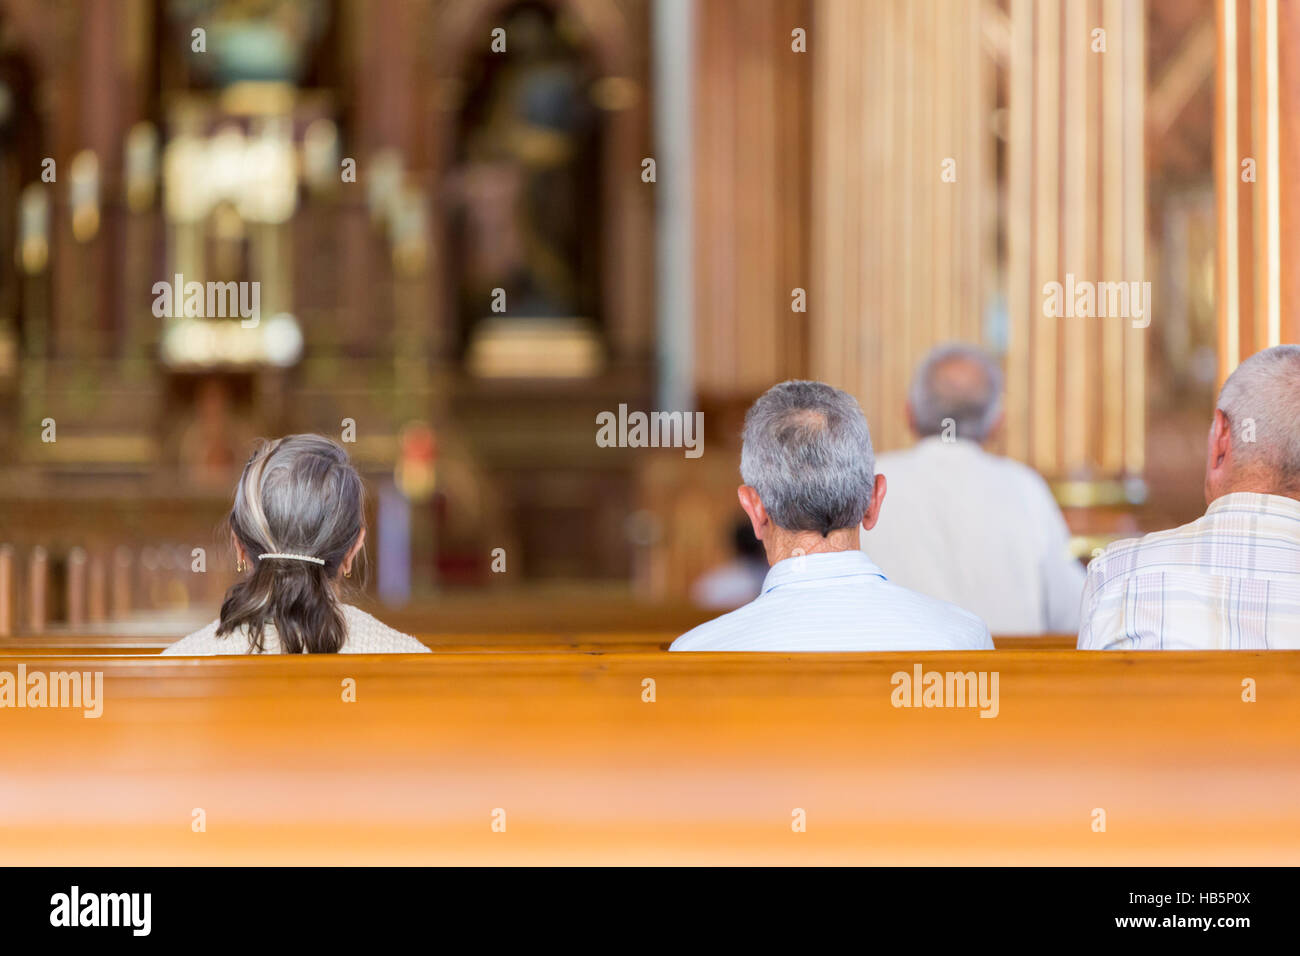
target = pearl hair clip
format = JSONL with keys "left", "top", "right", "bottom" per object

{"left": 259, "top": 552, "right": 326, "bottom": 566}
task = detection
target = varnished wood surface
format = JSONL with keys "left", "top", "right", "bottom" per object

{"left": 1, "top": 650, "right": 1295, "bottom": 864}
{"left": 0, "top": 632, "right": 1079, "bottom": 654}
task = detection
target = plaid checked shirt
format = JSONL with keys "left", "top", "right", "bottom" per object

{"left": 1078, "top": 492, "right": 1300, "bottom": 649}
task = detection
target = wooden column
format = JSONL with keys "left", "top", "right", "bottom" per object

{"left": 1216, "top": 0, "right": 1300, "bottom": 381}
{"left": 810, "top": 0, "right": 1142, "bottom": 478}
{"left": 693, "top": 0, "right": 811, "bottom": 398}
{"left": 1004, "top": 0, "right": 1145, "bottom": 482}
{"left": 811, "top": 0, "right": 990, "bottom": 451}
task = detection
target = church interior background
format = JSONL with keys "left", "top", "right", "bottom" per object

{"left": 0, "top": 0, "right": 1295, "bottom": 632}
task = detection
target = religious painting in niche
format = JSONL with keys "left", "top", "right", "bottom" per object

{"left": 447, "top": 2, "right": 605, "bottom": 378}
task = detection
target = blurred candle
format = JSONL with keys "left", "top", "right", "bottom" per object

{"left": 124, "top": 122, "right": 159, "bottom": 213}
{"left": 69, "top": 150, "right": 100, "bottom": 242}
{"left": 302, "top": 118, "right": 340, "bottom": 194}
{"left": 366, "top": 149, "right": 404, "bottom": 226}
{"left": 18, "top": 183, "right": 49, "bottom": 274}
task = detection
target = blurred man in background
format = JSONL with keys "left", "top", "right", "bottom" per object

{"left": 671, "top": 380, "right": 991, "bottom": 651}
{"left": 861, "top": 343, "right": 1085, "bottom": 635}
{"left": 1079, "top": 345, "right": 1300, "bottom": 649}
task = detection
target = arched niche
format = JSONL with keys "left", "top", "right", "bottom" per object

{"left": 421, "top": 0, "right": 653, "bottom": 369}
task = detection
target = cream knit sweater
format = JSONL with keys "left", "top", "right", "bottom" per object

{"left": 162, "top": 604, "right": 430, "bottom": 655}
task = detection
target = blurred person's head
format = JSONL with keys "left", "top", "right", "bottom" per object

{"left": 219, "top": 434, "right": 367, "bottom": 653}
{"left": 737, "top": 381, "right": 885, "bottom": 563}
{"left": 906, "top": 343, "right": 1004, "bottom": 445}
{"left": 1206, "top": 345, "right": 1300, "bottom": 503}
{"left": 731, "top": 518, "right": 766, "bottom": 564}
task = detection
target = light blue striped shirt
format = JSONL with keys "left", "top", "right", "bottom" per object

{"left": 670, "top": 550, "right": 994, "bottom": 652}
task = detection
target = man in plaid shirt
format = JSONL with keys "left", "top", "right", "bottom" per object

{"left": 1079, "top": 345, "right": 1300, "bottom": 649}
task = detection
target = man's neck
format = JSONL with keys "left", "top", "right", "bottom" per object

{"left": 915, "top": 433, "right": 988, "bottom": 450}
{"left": 1208, "top": 474, "right": 1300, "bottom": 506}
{"left": 764, "top": 527, "right": 860, "bottom": 565}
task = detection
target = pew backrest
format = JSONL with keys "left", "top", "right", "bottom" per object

{"left": 2, "top": 650, "right": 1296, "bottom": 864}
{"left": 0, "top": 632, "right": 1079, "bottom": 656}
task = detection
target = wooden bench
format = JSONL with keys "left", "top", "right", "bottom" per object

{"left": 1, "top": 650, "right": 1295, "bottom": 864}
{"left": 0, "top": 632, "right": 1079, "bottom": 655}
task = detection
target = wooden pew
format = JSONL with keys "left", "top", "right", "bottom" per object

{"left": 0, "top": 650, "right": 1295, "bottom": 864}
{"left": 0, "top": 635, "right": 673, "bottom": 655}
{"left": 992, "top": 633, "right": 1077, "bottom": 650}
{"left": 0, "top": 632, "right": 1078, "bottom": 655}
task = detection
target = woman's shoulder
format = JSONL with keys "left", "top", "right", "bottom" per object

{"left": 339, "top": 605, "right": 431, "bottom": 654}
{"left": 164, "top": 607, "right": 427, "bottom": 655}
{"left": 162, "top": 618, "right": 247, "bottom": 656}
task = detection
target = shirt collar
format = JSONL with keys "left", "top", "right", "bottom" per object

{"left": 912, "top": 435, "right": 985, "bottom": 454}
{"left": 1206, "top": 491, "right": 1300, "bottom": 520}
{"left": 761, "top": 549, "right": 888, "bottom": 593}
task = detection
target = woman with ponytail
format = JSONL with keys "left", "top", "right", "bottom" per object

{"left": 165, "top": 435, "right": 429, "bottom": 655}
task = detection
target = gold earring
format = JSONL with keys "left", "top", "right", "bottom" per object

{"left": 236, "top": 557, "right": 246, "bottom": 573}
{"left": 344, "top": 566, "right": 352, "bottom": 578}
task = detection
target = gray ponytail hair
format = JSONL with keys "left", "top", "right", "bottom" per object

{"left": 217, "top": 435, "right": 365, "bottom": 653}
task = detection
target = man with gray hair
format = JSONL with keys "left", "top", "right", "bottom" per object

{"left": 861, "top": 343, "right": 1086, "bottom": 634}
{"left": 671, "top": 380, "right": 991, "bottom": 651}
{"left": 1080, "top": 344, "right": 1300, "bottom": 649}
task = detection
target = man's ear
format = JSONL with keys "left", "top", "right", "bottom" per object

{"left": 1208, "top": 408, "right": 1233, "bottom": 473}
{"left": 737, "top": 485, "right": 769, "bottom": 540}
{"left": 861, "top": 473, "right": 888, "bottom": 532}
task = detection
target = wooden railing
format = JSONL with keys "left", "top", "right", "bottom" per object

{"left": 0, "top": 541, "right": 719, "bottom": 638}
{"left": 0, "top": 541, "right": 228, "bottom": 636}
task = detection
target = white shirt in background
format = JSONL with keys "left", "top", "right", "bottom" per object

{"left": 861, "top": 436, "right": 1086, "bottom": 635}
{"left": 670, "top": 550, "right": 992, "bottom": 651}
